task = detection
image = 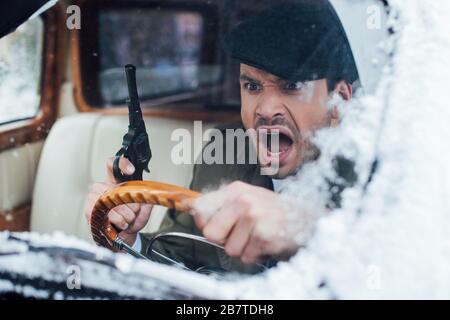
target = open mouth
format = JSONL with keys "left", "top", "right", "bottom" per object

{"left": 267, "top": 131, "right": 294, "bottom": 154}
{"left": 257, "top": 126, "right": 295, "bottom": 164}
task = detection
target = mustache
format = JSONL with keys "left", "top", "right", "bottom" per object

{"left": 254, "top": 116, "right": 290, "bottom": 128}
{"left": 254, "top": 116, "right": 300, "bottom": 140}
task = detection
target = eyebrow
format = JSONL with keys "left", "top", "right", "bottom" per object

{"left": 240, "top": 73, "right": 290, "bottom": 86}
{"left": 239, "top": 74, "right": 261, "bottom": 84}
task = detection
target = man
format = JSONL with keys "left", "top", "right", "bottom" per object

{"left": 84, "top": 0, "right": 358, "bottom": 274}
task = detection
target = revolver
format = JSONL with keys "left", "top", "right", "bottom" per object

{"left": 113, "top": 64, "right": 152, "bottom": 182}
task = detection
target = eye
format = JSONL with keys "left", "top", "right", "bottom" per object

{"left": 244, "top": 82, "right": 262, "bottom": 92}
{"left": 284, "top": 82, "right": 304, "bottom": 91}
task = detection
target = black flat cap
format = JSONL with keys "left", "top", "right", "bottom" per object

{"left": 224, "top": 0, "right": 358, "bottom": 84}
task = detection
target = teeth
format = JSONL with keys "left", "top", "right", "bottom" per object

{"left": 267, "top": 133, "right": 280, "bottom": 139}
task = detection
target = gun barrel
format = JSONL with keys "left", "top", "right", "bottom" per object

{"left": 125, "top": 64, "right": 143, "bottom": 126}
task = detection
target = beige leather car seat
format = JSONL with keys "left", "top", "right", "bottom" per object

{"left": 30, "top": 113, "right": 211, "bottom": 242}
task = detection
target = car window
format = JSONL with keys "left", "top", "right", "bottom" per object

{"left": 98, "top": 9, "right": 222, "bottom": 105}
{"left": 75, "top": 0, "right": 297, "bottom": 110}
{"left": 0, "top": 17, "right": 44, "bottom": 125}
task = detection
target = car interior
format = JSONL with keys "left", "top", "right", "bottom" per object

{"left": 1, "top": 0, "right": 283, "bottom": 241}
{"left": 0, "top": 0, "right": 388, "bottom": 245}
{"left": 3, "top": 0, "right": 422, "bottom": 301}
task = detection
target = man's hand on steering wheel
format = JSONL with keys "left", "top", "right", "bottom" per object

{"left": 84, "top": 157, "right": 153, "bottom": 247}
{"left": 191, "top": 181, "right": 305, "bottom": 265}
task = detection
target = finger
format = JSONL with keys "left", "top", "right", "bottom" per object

{"left": 192, "top": 209, "right": 211, "bottom": 231}
{"left": 124, "top": 203, "right": 140, "bottom": 213}
{"left": 115, "top": 204, "right": 146, "bottom": 231}
{"left": 106, "top": 156, "right": 135, "bottom": 183}
{"left": 108, "top": 210, "right": 130, "bottom": 231}
{"left": 241, "top": 238, "right": 263, "bottom": 265}
{"left": 84, "top": 183, "right": 114, "bottom": 222}
{"left": 224, "top": 216, "right": 254, "bottom": 258}
{"left": 241, "top": 232, "right": 270, "bottom": 265}
{"left": 109, "top": 205, "right": 136, "bottom": 225}
{"left": 202, "top": 203, "right": 242, "bottom": 245}
{"left": 89, "top": 183, "right": 140, "bottom": 223}
{"left": 191, "top": 183, "right": 241, "bottom": 229}
{"left": 133, "top": 204, "right": 153, "bottom": 227}
{"left": 191, "top": 190, "right": 224, "bottom": 229}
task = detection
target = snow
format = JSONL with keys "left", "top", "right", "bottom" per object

{"left": 2, "top": 0, "right": 450, "bottom": 299}
{"left": 0, "top": 18, "right": 43, "bottom": 124}
{"left": 0, "top": 231, "right": 236, "bottom": 299}
{"left": 231, "top": 0, "right": 450, "bottom": 299}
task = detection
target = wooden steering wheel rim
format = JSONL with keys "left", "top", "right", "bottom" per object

{"left": 90, "top": 181, "right": 200, "bottom": 251}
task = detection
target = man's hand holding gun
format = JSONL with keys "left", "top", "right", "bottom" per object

{"left": 84, "top": 65, "right": 153, "bottom": 248}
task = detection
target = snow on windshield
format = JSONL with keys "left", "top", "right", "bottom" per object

{"left": 0, "top": 18, "right": 43, "bottom": 124}
{"left": 1, "top": 0, "right": 449, "bottom": 299}
{"left": 230, "top": 0, "right": 450, "bottom": 299}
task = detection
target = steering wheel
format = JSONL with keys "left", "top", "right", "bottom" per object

{"left": 90, "top": 180, "right": 268, "bottom": 274}
{"left": 90, "top": 181, "right": 200, "bottom": 252}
